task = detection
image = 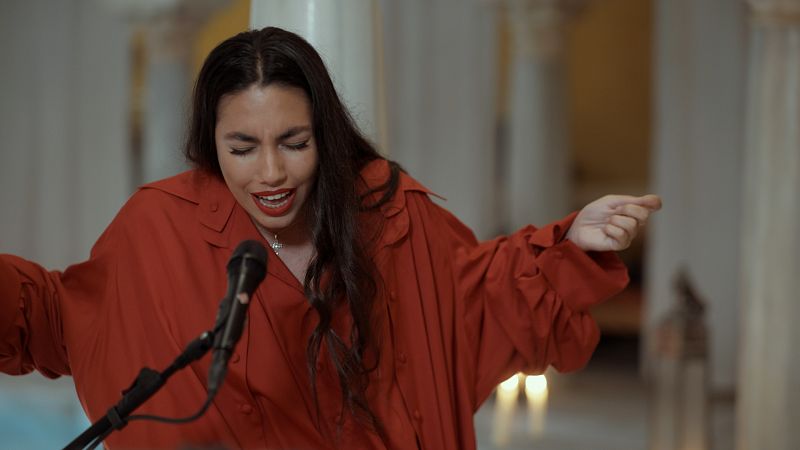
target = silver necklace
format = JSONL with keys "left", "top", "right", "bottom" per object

{"left": 269, "top": 234, "right": 283, "bottom": 255}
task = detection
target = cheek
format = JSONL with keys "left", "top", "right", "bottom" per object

{"left": 301, "top": 149, "right": 320, "bottom": 182}
{"left": 217, "top": 157, "right": 249, "bottom": 192}
{"left": 217, "top": 146, "right": 249, "bottom": 177}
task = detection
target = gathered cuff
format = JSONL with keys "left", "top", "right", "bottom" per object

{"left": 0, "top": 255, "right": 23, "bottom": 340}
{"left": 527, "top": 211, "right": 578, "bottom": 249}
{"left": 527, "top": 213, "right": 630, "bottom": 312}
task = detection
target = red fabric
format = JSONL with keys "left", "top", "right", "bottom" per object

{"left": 0, "top": 159, "right": 628, "bottom": 449}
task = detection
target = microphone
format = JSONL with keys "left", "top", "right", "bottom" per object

{"left": 207, "top": 240, "right": 268, "bottom": 394}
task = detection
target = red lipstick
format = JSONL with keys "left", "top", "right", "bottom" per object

{"left": 251, "top": 188, "right": 295, "bottom": 217}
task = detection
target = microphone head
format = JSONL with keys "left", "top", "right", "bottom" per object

{"left": 227, "top": 240, "right": 268, "bottom": 295}
{"left": 230, "top": 239, "right": 268, "bottom": 264}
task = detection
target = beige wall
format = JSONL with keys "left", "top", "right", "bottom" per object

{"left": 192, "top": 0, "right": 251, "bottom": 77}
{"left": 567, "top": 0, "right": 652, "bottom": 207}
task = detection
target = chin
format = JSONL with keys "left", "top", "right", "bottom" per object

{"left": 257, "top": 215, "right": 295, "bottom": 233}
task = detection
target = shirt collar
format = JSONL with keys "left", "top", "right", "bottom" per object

{"left": 140, "top": 170, "right": 236, "bottom": 248}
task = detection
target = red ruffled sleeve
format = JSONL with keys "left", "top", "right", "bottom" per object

{"left": 422, "top": 200, "right": 629, "bottom": 407}
{"left": 0, "top": 254, "right": 70, "bottom": 377}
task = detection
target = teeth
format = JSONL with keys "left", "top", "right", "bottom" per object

{"left": 257, "top": 191, "right": 291, "bottom": 208}
{"left": 260, "top": 199, "right": 287, "bottom": 208}
{"left": 259, "top": 191, "right": 290, "bottom": 201}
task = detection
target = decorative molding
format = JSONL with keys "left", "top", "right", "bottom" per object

{"left": 750, "top": 10, "right": 800, "bottom": 25}
{"left": 747, "top": 0, "right": 800, "bottom": 24}
{"left": 501, "top": 0, "right": 591, "bottom": 59}
{"left": 100, "top": 0, "right": 227, "bottom": 22}
{"left": 488, "top": 0, "right": 588, "bottom": 15}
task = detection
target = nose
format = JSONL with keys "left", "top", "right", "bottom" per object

{"left": 259, "top": 147, "right": 287, "bottom": 187}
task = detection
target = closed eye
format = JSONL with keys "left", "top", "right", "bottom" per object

{"left": 230, "top": 147, "right": 254, "bottom": 156}
{"left": 283, "top": 140, "right": 310, "bottom": 151}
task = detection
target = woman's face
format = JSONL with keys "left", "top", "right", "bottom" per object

{"left": 215, "top": 84, "right": 319, "bottom": 235}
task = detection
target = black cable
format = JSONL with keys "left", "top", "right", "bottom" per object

{"left": 127, "top": 393, "right": 216, "bottom": 425}
{"left": 83, "top": 394, "right": 217, "bottom": 449}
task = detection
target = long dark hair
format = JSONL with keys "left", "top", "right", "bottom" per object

{"left": 184, "top": 27, "right": 400, "bottom": 437}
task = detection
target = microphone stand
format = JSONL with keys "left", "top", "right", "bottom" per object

{"left": 62, "top": 330, "right": 216, "bottom": 450}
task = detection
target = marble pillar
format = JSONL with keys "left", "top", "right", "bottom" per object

{"left": 737, "top": 2, "right": 800, "bottom": 449}
{"left": 504, "top": 0, "right": 578, "bottom": 230}
{"left": 127, "top": 2, "right": 223, "bottom": 184}
{"left": 382, "top": 0, "right": 498, "bottom": 238}
{"left": 643, "top": 0, "right": 746, "bottom": 400}
{"left": 140, "top": 19, "right": 195, "bottom": 184}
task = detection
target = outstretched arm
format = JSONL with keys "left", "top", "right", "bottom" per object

{"left": 0, "top": 255, "right": 70, "bottom": 377}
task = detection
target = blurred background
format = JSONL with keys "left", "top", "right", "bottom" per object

{"left": 1, "top": 0, "right": 798, "bottom": 449}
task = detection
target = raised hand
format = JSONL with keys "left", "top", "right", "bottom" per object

{"left": 565, "top": 194, "right": 662, "bottom": 252}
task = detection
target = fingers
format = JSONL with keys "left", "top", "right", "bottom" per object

{"left": 615, "top": 204, "right": 650, "bottom": 226}
{"left": 610, "top": 214, "right": 639, "bottom": 233}
{"left": 604, "top": 194, "right": 663, "bottom": 212}
{"left": 636, "top": 194, "right": 663, "bottom": 211}
{"left": 603, "top": 223, "right": 635, "bottom": 251}
{"left": 236, "top": 293, "right": 251, "bottom": 304}
{"left": 604, "top": 223, "right": 632, "bottom": 245}
{"left": 606, "top": 213, "right": 642, "bottom": 249}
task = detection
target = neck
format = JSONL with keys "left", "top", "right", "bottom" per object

{"left": 255, "top": 218, "right": 312, "bottom": 248}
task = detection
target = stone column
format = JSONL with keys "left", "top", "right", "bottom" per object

{"left": 643, "top": 0, "right": 746, "bottom": 406}
{"left": 381, "top": 0, "right": 498, "bottom": 238}
{"left": 250, "top": 0, "right": 386, "bottom": 149}
{"left": 122, "top": 2, "right": 222, "bottom": 185}
{"left": 504, "top": 0, "right": 581, "bottom": 229}
{"left": 737, "top": 2, "right": 800, "bottom": 449}
{"left": 138, "top": 19, "right": 194, "bottom": 184}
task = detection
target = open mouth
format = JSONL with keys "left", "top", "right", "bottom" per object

{"left": 256, "top": 191, "right": 291, "bottom": 208}
{"left": 251, "top": 189, "right": 295, "bottom": 217}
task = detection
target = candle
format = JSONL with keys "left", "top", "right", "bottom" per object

{"left": 492, "top": 373, "right": 522, "bottom": 447}
{"left": 524, "top": 374, "right": 548, "bottom": 438}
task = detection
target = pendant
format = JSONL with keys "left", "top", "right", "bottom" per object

{"left": 270, "top": 234, "right": 283, "bottom": 254}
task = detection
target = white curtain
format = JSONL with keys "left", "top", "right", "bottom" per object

{"left": 0, "top": 0, "right": 132, "bottom": 268}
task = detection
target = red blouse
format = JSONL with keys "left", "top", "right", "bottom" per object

{"left": 0, "top": 160, "right": 628, "bottom": 449}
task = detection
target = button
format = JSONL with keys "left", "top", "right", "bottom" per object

{"left": 413, "top": 409, "right": 422, "bottom": 421}
{"left": 316, "top": 362, "right": 324, "bottom": 372}
{"left": 239, "top": 403, "right": 253, "bottom": 415}
{"left": 210, "top": 202, "right": 219, "bottom": 212}
{"left": 397, "top": 352, "right": 407, "bottom": 364}
{"left": 231, "top": 353, "right": 241, "bottom": 364}
{"left": 389, "top": 290, "right": 397, "bottom": 301}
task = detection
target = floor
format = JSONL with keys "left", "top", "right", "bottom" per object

{"left": 0, "top": 373, "right": 88, "bottom": 449}
{"left": 474, "top": 336, "right": 650, "bottom": 450}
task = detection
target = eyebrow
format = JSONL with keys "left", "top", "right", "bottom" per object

{"left": 277, "top": 126, "right": 312, "bottom": 141}
{"left": 223, "top": 132, "right": 259, "bottom": 143}
{"left": 223, "top": 126, "right": 312, "bottom": 143}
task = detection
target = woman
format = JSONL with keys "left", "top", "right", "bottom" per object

{"left": 0, "top": 27, "right": 660, "bottom": 449}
